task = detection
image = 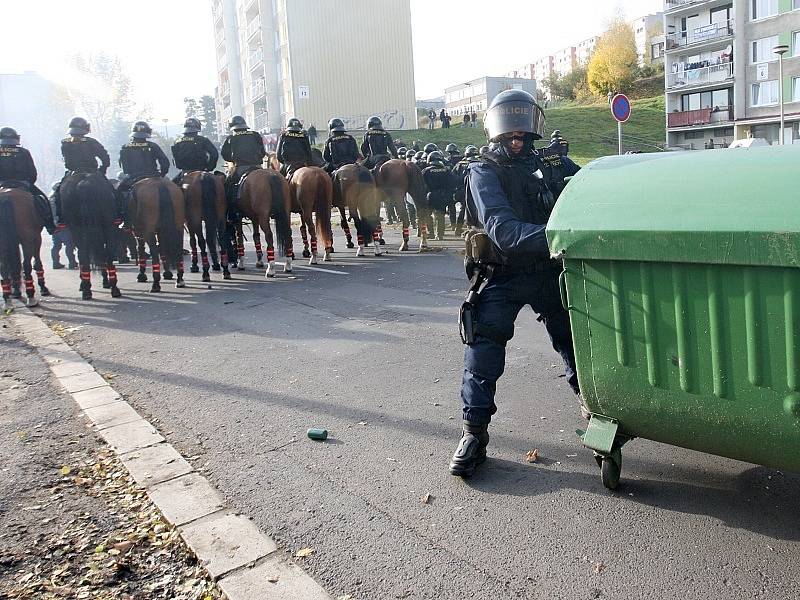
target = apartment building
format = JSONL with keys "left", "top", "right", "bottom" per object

{"left": 553, "top": 46, "right": 578, "bottom": 75}
{"left": 633, "top": 13, "right": 666, "bottom": 64}
{"left": 211, "top": 0, "right": 417, "bottom": 135}
{"left": 505, "top": 64, "right": 535, "bottom": 80}
{"left": 444, "top": 77, "right": 537, "bottom": 117}
{"left": 664, "top": 0, "right": 800, "bottom": 150}
{"left": 576, "top": 37, "right": 599, "bottom": 65}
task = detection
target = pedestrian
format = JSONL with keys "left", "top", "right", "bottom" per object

{"left": 439, "top": 109, "right": 446, "bottom": 127}
{"left": 428, "top": 109, "right": 436, "bottom": 130}
{"left": 308, "top": 124, "right": 317, "bottom": 146}
{"left": 463, "top": 113, "right": 471, "bottom": 128}
{"left": 470, "top": 111, "right": 478, "bottom": 128}
{"left": 443, "top": 112, "right": 451, "bottom": 129}
{"left": 449, "top": 89, "right": 582, "bottom": 478}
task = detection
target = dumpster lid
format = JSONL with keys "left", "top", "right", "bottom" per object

{"left": 546, "top": 145, "right": 800, "bottom": 268}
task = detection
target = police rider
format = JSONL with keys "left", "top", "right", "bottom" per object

{"left": 171, "top": 117, "right": 219, "bottom": 183}
{"left": 276, "top": 118, "right": 313, "bottom": 179}
{"left": 118, "top": 122, "right": 170, "bottom": 191}
{"left": 449, "top": 90, "right": 580, "bottom": 478}
{"left": 0, "top": 127, "right": 56, "bottom": 234}
{"left": 220, "top": 116, "right": 266, "bottom": 213}
{"left": 322, "top": 118, "right": 361, "bottom": 175}
{"left": 361, "top": 116, "right": 397, "bottom": 174}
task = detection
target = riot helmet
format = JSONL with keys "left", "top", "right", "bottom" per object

{"left": 183, "top": 117, "right": 202, "bottom": 134}
{"left": 551, "top": 130, "right": 562, "bottom": 141}
{"left": 484, "top": 89, "right": 545, "bottom": 143}
{"left": 423, "top": 143, "right": 438, "bottom": 154}
{"left": 131, "top": 121, "right": 153, "bottom": 140}
{"left": 228, "top": 115, "right": 248, "bottom": 131}
{"left": 287, "top": 118, "right": 303, "bottom": 133}
{"left": 445, "top": 143, "right": 459, "bottom": 154}
{"left": 414, "top": 151, "right": 425, "bottom": 161}
{"left": 0, "top": 127, "right": 20, "bottom": 145}
{"left": 68, "top": 117, "right": 91, "bottom": 136}
{"left": 464, "top": 145, "right": 479, "bottom": 158}
{"left": 427, "top": 150, "right": 445, "bottom": 165}
{"left": 328, "top": 118, "right": 346, "bottom": 133}
{"left": 397, "top": 147, "right": 407, "bottom": 158}
{"left": 479, "top": 145, "right": 489, "bottom": 155}
{"left": 367, "top": 116, "right": 382, "bottom": 130}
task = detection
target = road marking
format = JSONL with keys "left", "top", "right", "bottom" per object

{"left": 277, "top": 263, "right": 349, "bottom": 275}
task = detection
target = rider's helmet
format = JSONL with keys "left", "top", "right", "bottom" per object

{"left": 183, "top": 117, "right": 202, "bottom": 134}
{"left": 414, "top": 150, "right": 425, "bottom": 162}
{"left": 228, "top": 115, "right": 248, "bottom": 131}
{"left": 328, "top": 118, "right": 345, "bottom": 133}
{"left": 397, "top": 147, "right": 407, "bottom": 158}
{"left": 287, "top": 118, "right": 303, "bottom": 133}
{"left": 479, "top": 145, "right": 490, "bottom": 155}
{"left": 464, "top": 145, "right": 479, "bottom": 158}
{"left": 367, "top": 116, "right": 383, "bottom": 130}
{"left": 445, "top": 143, "right": 459, "bottom": 154}
{"left": 68, "top": 117, "right": 91, "bottom": 136}
{"left": 484, "top": 89, "right": 545, "bottom": 143}
{"left": 551, "top": 129, "right": 562, "bottom": 141}
{"left": 131, "top": 121, "right": 153, "bottom": 140}
{"left": 427, "top": 150, "right": 446, "bottom": 165}
{"left": 423, "top": 143, "right": 438, "bottom": 154}
{"left": 0, "top": 127, "right": 20, "bottom": 145}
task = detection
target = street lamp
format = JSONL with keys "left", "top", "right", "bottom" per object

{"left": 774, "top": 44, "right": 789, "bottom": 145}
{"left": 162, "top": 118, "right": 170, "bottom": 139}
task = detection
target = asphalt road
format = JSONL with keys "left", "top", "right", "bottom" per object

{"left": 23, "top": 225, "right": 800, "bottom": 600}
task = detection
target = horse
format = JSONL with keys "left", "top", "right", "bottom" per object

{"left": 129, "top": 177, "right": 186, "bottom": 292}
{"left": 0, "top": 186, "right": 49, "bottom": 310}
{"left": 332, "top": 164, "right": 382, "bottom": 257}
{"left": 376, "top": 159, "right": 431, "bottom": 252}
{"left": 290, "top": 167, "right": 333, "bottom": 264}
{"left": 179, "top": 171, "right": 230, "bottom": 281}
{"left": 236, "top": 168, "right": 294, "bottom": 278}
{"left": 60, "top": 173, "right": 121, "bottom": 300}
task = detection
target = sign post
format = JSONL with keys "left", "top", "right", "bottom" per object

{"left": 611, "top": 93, "right": 632, "bottom": 155}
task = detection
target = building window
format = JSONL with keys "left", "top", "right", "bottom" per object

{"left": 794, "top": 0, "right": 800, "bottom": 9}
{"left": 793, "top": 77, "right": 800, "bottom": 102}
{"left": 752, "top": 35, "right": 780, "bottom": 63}
{"left": 752, "top": 0, "right": 778, "bottom": 20}
{"left": 752, "top": 80, "right": 779, "bottom": 106}
{"left": 794, "top": 31, "right": 800, "bottom": 56}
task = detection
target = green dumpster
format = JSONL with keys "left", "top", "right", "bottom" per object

{"left": 546, "top": 146, "right": 800, "bottom": 489}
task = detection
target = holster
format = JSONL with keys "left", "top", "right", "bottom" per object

{"left": 459, "top": 263, "right": 495, "bottom": 345}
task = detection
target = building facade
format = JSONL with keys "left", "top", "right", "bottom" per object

{"left": 444, "top": 77, "right": 537, "bottom": 117}
{"left": 211, "top": 0, "right": 417, "bottom": 134}
{"left": 633, "top": 13, "right": 666, "bottom": 64}
{"left": 664, "top": 0, "right": 800, "bottom": 150}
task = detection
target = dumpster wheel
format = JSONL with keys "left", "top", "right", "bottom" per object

{"left": 600, "top": 455, "right": 621, "bottom": 490}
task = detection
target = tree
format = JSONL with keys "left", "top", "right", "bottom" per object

{"left": 199, "top": 96, "right": 218, "bottom": 140}
{"left": 184, "top": 97, "right": 199, "bottom": 119}
{"left": 587, "top": 19, "right": 639, "bottom": 97}
{"left": 543, "top": 66, "right": 588, "bottom": 102}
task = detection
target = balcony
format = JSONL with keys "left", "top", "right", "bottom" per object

{"left": 248, "top": 50, "right": 263, "bottom": 71}
{"left": 666, "top": 19, "right": 734, "bottom": 51}
{"left": 667, "top": 61, "right": 733, "bottom": 91}
{"left": 246, "top": 18, "right": 261, "bottom": 39}
{"left": 667, "top": 106, "right": 733, "bottom": 128}
{"left": 254, "top": 113, "right": 268, "bottom": 131}
{"left": 251, "top": 79, "right": 266, "bottom": 101}
{"left": 665, "top": 0, "right": 726, "bottom": 13}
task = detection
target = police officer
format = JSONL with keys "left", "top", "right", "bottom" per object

{"left": 450, "top": 145, "right": 481, "bottom": 237}
{"left": 276, "top": 118, "right": 312, "bottom": 179}
{"left": 414, "top": 150, "right": 427, "bottom": 168}
{"left": 397, "top": 147, "right": 407, "bottom": 160}
{"left": 118, "top": 121, "right": 170, "bottom": 192}
{"left": 361, "top": 116, "right": 397, "bottom": 173}
{"left": 171, "top": 117, "right": 219, "bottom": 183}
{"left": 0, "top": 127, "right": 55, "bottom": 234}
{"left": 445, "top": 143, "right": 462, "bottom": 168}
{"left": 449, "top": 90, "right": 580, "bottom": 478}
{"left": 422, "top": 143, "right": 438, "bottom": 162}
{"left": 322, "top": 118, "right": 360, "bottom": 175}
{"left": 220, "top": 116, "right": 266, "bottom": 210}
{"left": 539, "top": 130, "right": 580, "bottom": 201}
{"left": 421, "top": 151, "right": 454, "bottom": 241}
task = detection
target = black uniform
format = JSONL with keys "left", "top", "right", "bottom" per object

{"left": 422, "top": 163, "right": 454, "bottom": 239}
{"left": 322, "top": 133, "right": 360, "bottom": 173}
{"left": 451, "top": 155, "right": 480, "bottom": 234}
{"left": 0, "top": 143, "right": 55, "bottom": 233}
{"left": 220, "top": 129, "right": 266, "bottom": 207}
{"left": 539, "top": 142, "right": 580, "bottom": 201}
{"left": 118, "top": 141, "right": 170, "bottom": 182}
{"left": 361, "top": 129, "right": 397, "bottom": 170}
{"left": 447, "top": 153, "right": 463, "bottom": 169}
{"left": 276, "top": 131, "right": 313, "bottom": 178}
{"left": 171, "top": 133, "right": 219, "bottom": 174}
{"left": 61, "top": 136, "right": 111, "bottom": 175}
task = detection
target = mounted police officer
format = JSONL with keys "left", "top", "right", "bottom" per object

{"left": 361, "top": 116, "right": 397, "bottom": 174}
{"left": 539, "top": 130, "right": 580, "bottom": 201}
{"left": 450, "top": 145, "right": 481, "bottom": 237}
{"left": 422, "top": 151, "right": 454, "bottom": 241}
{"left": 220, "top": 116, "right": 266, "bottom": 212}
{"left": 118, "top": 122, "right": 170, "bottom": 191}
{"left": 322, "top": 118, "right": 360, "bottom": 175}
{"left": 171, "top": 117, "right": 219, "bottom": 183}
{"left": 0, "top": 127, "right": 55, "bottom": 234}
{"left": 276, "top": 117, "right": 312, "bottom": 179}
{"left": 449, "top": 90, "right": 580, "bottom": 478}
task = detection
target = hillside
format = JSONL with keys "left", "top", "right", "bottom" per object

{"left": 399, "top": 96, "right": 666, "bottom": 167}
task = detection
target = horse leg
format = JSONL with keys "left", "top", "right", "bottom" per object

{"left": 189, "top": 231, "right": 200, "bottom": 273}
{"left": 299, "top": 221, "right": 311, "bottom": 258}
{"left": 339, "top": 207, "right": 354, "bottom": 249}
{"left": 305, "top": 213, "right": 318, "bottom": 265}
{"left": 208, "top": 222, "right": 221, "bottom": 271}
{"left": 236, "top": 220, "right": 245, "bottom": 270}
{"left": 1, "top": 276, "right": 12, "bottom": 312}
{"left": 136, "top": 237, "right": 148, "bottom": 282}
{"left": 149, "top": 236, "right": 161, "bottom": 293}
{"left": 263, "top": 221, "right": 276, "bottom": 279}
{"left": 419, "top": 208, "right": 430, "bottom": 253}
{"left": 102, "top": 268, "right": 111, "bottom": 288}
{"left": 283, "top": 224, "right": 294, "bottom": 274}
{"left": 107, "top": 262, "right": 121, "bottom": 298}
{"left": 199, "top": 231, "right": 211, "bottom": 283}
{"left": 176, "top": 254, "right": 186, "bottom": 288}
{"left": 33, "top": 253, "right": 50, "bottom": 297}
{"left": 253, "top": 229, "right": 264, "bottom": 269}
{"left": 22, "top": 251, "right": 37, "bottom": 308}
{"left": 11, "top": 275, "right": 21, "bottom": 299}
{"left": 219, "top": 223, "right": 232, "bottom": 279}
{"left": 353, "top": 208, "right": 366, "bottom": 257}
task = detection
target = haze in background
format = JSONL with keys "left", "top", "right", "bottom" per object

{"left": 0, "top": 0, "right": 662, "bottom": 118}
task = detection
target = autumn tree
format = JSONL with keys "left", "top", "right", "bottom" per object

{"left": 587, "top": 19, "right": 638, "bottom": 97}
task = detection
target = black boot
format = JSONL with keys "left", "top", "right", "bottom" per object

{"left": 449, "top": 421, "right": 489, "bottom": 477}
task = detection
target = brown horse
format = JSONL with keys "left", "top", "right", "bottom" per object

{"left": 0, "top": 186, "right": 48, "bottom": 310}
{"left": 332, "top": 164, "right": 382, "bottom": 257}
{"left": 60, "top": 173, "right": 121, "bottom": 300}
{"left": 179, "top": 171, "right": 229, "bottom": 281}
{"left": 236, "top": 168, "right": 294, "bottom": 278}
{"left": 376, "top": 159, "right": 430, "bottom": 252}
{"left": 130, "top": 178, "right": 186, "bottom": 292}
{"left": 290, "top": 167, "right": 333, "bottom": 264}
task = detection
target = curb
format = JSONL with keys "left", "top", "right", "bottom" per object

{"left": 9, "top": 306, "right": 333, "bottom": 600}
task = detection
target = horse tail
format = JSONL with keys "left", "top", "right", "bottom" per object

{"left": 0, "top": 197, "right": 21, "bottom": 282}
{"left": 331, "top": 172, "right": 344, "bottom": 210}
{"left": 157, "top": 183, "right": 182, "bottom": 269}
{"left": 314, "top": 171, "right": 333, "bottom": 249}
{"left": 76, "top": 178, "right": 108, "bottom": 268}
{"left": 269, "top": 173, "right": 292, "bottom": 256}
{"left": 200, "top": 172, "right": 218, "bottom": 244}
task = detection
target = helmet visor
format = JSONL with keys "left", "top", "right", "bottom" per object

{"left": 484, "top": 100, "right": 546, "bottom": 142}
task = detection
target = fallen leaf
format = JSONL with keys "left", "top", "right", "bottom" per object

{"left": 267, "top": 575, "right": 280, "bottom": 583}
{"left": 420, "top": 494, "right": 433, "bottom": 505}
{"left": 525, "top": 449, "right": 539, "bottom": 463}
{"left": 60, "top": 466, "right": 72, "bottom": 476}
{"left": 295, "top": 547, "right": 314, "bottom": 558}
{"left": 592, "top": 561, "right": 605, "bottom": 575}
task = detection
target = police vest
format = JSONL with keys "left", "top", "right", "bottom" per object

{"left": 227, "top": 131, "right": 264, "bottom": 165}
{"left": 329, "top": 135, "right": 358, "bottom": 165}
{"left": 423, "top": 165, "right": 452, "bottom": 194}
{"left": 279, "top": 132, "right": 309, "bottom": 163}
{"left": 365, "top": 130, "right": 390, "bottom": 155}
{"left": 539, "top": 148, "right": 567, "bottom": 200}
{"left": 62, "top": 136, "right": 106, "bottom": 173}
{"left": 120, "top": 142, "right": 159, "bottom": 176}
{"left": 172, "top": 136, "right": 210, "bottom": 170}
{"left": 0, "top": 145, "right": 34, "bottom": 182}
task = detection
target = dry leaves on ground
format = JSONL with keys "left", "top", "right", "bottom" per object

{"left": 295, "top": 547, "right": 315, "bottom": 558}
{"left": 525, "top": 449, "right": 540, "bottom": 463}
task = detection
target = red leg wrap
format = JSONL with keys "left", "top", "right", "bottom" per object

{"left": 266, "top": 248, "right": 275, "bottom": 262}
